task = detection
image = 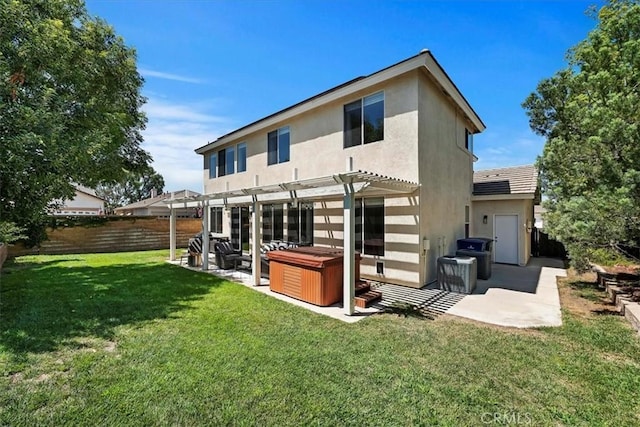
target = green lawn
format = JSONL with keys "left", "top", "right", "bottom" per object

{"left": 1, "top": 251, "right": 639, "bottom": 426}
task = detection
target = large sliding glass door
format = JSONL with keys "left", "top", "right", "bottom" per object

{"left": 231, "top": 207, "right": 250, "bottom": 252}
{"left": 287, "top": 202, "right": 314, "bottom": 245}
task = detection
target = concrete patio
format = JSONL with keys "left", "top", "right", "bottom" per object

{"left": 445, "top": 257, "right": 566, "bottom": 328}
{"left": 171, "top": 255, "right": 566, "bottom": 327}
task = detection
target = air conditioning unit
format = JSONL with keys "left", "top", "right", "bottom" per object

{"left": 437, "top": 256, "right": 477, "bottom": 294}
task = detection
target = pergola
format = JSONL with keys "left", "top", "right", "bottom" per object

{"left": 166, "top": 169, "right": 419, "bottom": 315}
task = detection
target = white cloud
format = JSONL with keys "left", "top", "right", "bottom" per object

{"left": 141, "top": 98, "right": 232, "bottom": 192}
{"left": 139, "top": 68, "right": 204, "bottom": 84}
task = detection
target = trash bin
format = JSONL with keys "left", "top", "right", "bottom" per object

{"left": 457, "top": 238, "right": 493, "bottom": 252}
{"left": 437, "top": 256, "right": 477, "bottom": 294}
{"left": 456, "top": 249, "right": 491, "bottom": 280}
{"left": 456, "top": 238, "right": 493, "bottom": 280}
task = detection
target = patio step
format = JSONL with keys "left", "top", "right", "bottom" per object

{"left": 355, "top": 280, "right": 371, "bottom": 294}
{"left": 355, "top": 290, "right": 382, "bottom": 308}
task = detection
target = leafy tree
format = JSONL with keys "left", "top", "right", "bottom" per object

{"left": 96, "top": 167, "right": 165, "bottom": 213}
{"left": 0, "top": 0, "right": 149, "bottom": 242}
{"left": 523, "top": 0, "right": 640, "bottom": 269}
{"left": 0, "top": 221, "right": 26, "bottom": 245}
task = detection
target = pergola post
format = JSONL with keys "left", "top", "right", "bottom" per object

{"left": 169, "top": 207, "right": 177, "bottom": 261}
{"left": 251, "top": 200, "right": 262, "bottom": 286}
{"left": 343, "top": 185, "right": 355, "bottom": 315}
{"left": 201, "top": 204, "right": 209, "bottom": 270}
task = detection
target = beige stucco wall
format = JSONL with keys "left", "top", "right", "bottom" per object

{"left": 313, "top": 194, "right": 420, "bottom": 287}
{"left": 202, "top": 71, "right": 420, "bottom": 190}
{"left": 417, "top": 71, "right": 476, "bottom": 285}
{"left": 471, "top": 198, "right": 534, "bottom": 266}
{"left": 200, "top": 69, "right": 476, "bottom": 288}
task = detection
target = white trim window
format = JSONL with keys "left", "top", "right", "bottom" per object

{"left": 210, "top": 207, "right": 223, "bottom": 233}
{"left": 237, "top": 142, "right": 247, "bottom": 172}
{"left": 262, "top": 204, "right": 284, "bottom": 242}
{"left": 465, "top": 128, "right": 473, "bottom": 152}
{"left": 208, "top": 152, "right": 217, "bottom": 179}
{"left": 344, "top": 91, "right": 384, "bottom": 148}
{"left": 267, "top": 126, "right": 290, "bottom": 165}
{"left": 355, "top": 197, "right": 385, "bottom": 256}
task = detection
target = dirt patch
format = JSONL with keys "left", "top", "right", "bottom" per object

{"left": 104, "top": 341, "right": 117, "bottom": 352}
{"left": 558, "top": 272, "right": 620, "bottom": 318}
{"left": 8, "top": 372, "right": 53, "bottom": 384}
{"left": 34, "top": 373, "right": 51, "bottom": 383}
{"left": 9, "top": 372, "right": 23, "bottom": 384}
{"left": 606, "top": 264, "right": 640, "bottom": 275}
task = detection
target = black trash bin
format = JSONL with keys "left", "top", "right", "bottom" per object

{"left": 457, "top": 238, "right": 493, "bottom": 252}
{"left": 456, "top": 238, "right": 493, "bottom": 280}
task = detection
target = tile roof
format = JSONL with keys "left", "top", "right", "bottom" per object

{"left": 473, "top": 165, "right": 538, "bottom": 196}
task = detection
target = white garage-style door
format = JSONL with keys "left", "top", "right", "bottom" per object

{"left": 494, "top": 214, "right": 519, "bottom": 264}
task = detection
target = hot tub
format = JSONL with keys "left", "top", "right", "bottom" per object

{"left": 267, "top": 247, "right": 361, "bottom": 306}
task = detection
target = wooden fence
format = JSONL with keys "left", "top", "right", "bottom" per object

{"left": 8, "top": 217, "right": 202, "bottom": 257}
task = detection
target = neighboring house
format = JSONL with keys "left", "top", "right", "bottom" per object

{"left": 168, "top": 49, "right": 486, "bottom": 303}
{"left": 115, "top": 190, "right": 200, "bottom": 218}
{"left": 53, "top": 185, "right": 105, "bottom": 216}
{"left": 471, "top": 165, "right": 539, "bottom": 266}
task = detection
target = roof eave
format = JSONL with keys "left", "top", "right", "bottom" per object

{"left": 195, "top": 51, "right": 485, "bottom": 154}
{"left": 472, "top": 193, "right": 536, "bottom": 201}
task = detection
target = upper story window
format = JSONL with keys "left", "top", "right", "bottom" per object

{"left": 344, "top": 91, "right": 384, "bottom": 148}
{"left": 208, "top": 143, "right": 246, "bottom": 179}
{"left": 267, "top": 126, "right": 290, "bottom": 165}
{"left": 226, "top": 146, "right": 235, "bottom": 175}
{"left": 217, "top": 148, "right": 227, "bottom": 176}
{"left": 208, "top": 153, "right": 217, "bottom": 179}
{"left": 465, "top": 129, "right": 473, "bottom": 152}
{"left": 237, "top": 142, "right": 247, "bottom": 172}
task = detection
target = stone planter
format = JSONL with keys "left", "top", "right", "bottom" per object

{"left": 602, "top": 279, "right": 640, "bottom": 335}
{"left": 594, "top": 264, "right": 640, "bottom": 334}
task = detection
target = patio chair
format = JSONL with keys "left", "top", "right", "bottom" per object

{"left": 214, "top": 241, "right": 242, "bottom": 269}
{"left": 180, "top": 238, "right": 203, "bottom": 266}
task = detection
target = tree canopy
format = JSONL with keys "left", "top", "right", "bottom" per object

{"left": 0, "top": 0, "right": 149, "bottom": 242}
{"left": 523, "top": 0, "right": 640, "bottom": 269}
{"left": 96, "top": 166, "right": 165, "bottom": 214}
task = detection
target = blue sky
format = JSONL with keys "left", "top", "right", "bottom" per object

{"left": 86, "top": 0, "right": 602, "bottom": 192}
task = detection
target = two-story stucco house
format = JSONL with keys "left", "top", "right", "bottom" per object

{"left": 167, "top": 50, "right": 485, "bottom": 314}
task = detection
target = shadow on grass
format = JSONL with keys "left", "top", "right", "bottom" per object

{"left": 592, "top": 309, "right": 622, "bottom": 316}
{"left": 569, "top": 280, "right": 604, "bottom": 302}
{"left": 0, "top": 258, "right": 223, "bottom": 362}
{"left": 380, "top": 302, "right": 436, "bottom": 320}
{"left": 567, "top": 279, "right": 622, "bottom": 316}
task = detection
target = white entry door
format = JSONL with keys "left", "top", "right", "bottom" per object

{"left": 494, "top": 214, "right": 519, "bottom": 264}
